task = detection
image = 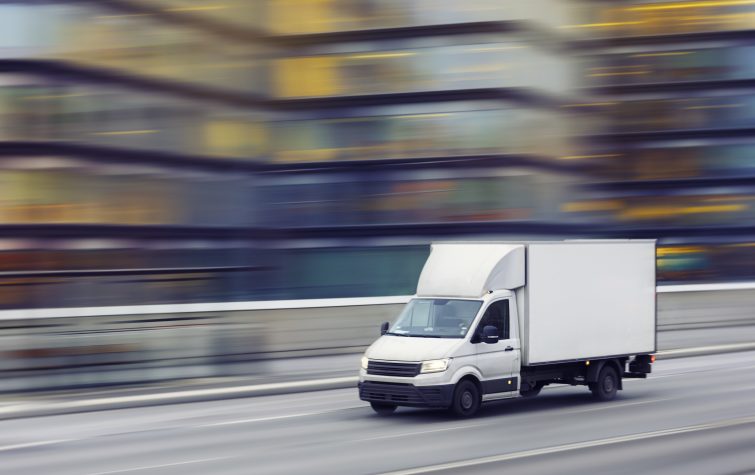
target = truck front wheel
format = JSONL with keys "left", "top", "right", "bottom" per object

{"left": 451, "top": 380, "right": 481, "bottom": 417}
{"left": 370, "top": 402, "right": 397, "bottom": 415}
{"left": 590, "top": 365, "right": 619, "bottom": 401}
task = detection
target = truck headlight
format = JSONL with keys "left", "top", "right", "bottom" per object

{"left": 420, "top": 358, "right": 449, "bottom": 374}
{"left": 361, "top": 356, "right": 369, "bottom": 370}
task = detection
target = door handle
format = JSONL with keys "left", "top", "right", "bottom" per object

{"left": 505, "top": 346, "right": 514, "bottom": 352}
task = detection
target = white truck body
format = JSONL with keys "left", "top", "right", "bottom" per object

{"left": 520, "top": 241, "right": 655, "bottom": 364}
{"left": 359, "top": 240, "right": 657, "bottom": 416}
{"left": 416, "top": 241, "right": 656, "bottom": 364}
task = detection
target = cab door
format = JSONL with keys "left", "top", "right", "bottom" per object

{"left": 473, "top": 299, "right": 520, "bottom": 399}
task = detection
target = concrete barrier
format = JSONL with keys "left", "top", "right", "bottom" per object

{"left": 0, "top": 285, "right": 753, "bottom": 392}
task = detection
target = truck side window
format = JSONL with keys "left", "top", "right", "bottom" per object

{"left": 477, "top": 300, "right": 509, "bottom": 340}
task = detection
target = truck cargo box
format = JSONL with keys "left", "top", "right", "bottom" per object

{"left": 415, "top": 240, "right": 656, "bottom": 365}
{"left": 520, "top": 241, "right": 656, "bottom": 364}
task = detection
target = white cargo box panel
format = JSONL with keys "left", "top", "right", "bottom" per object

{"left": 522, "top": 241, "right": 656, "bottom": 365}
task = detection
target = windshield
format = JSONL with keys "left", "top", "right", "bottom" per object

{"left": 387, "top": 299, "right": 483, "bottom": 338}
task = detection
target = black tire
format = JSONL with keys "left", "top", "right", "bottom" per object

{"left": 370, "top": 402, "right": 397, "bottom": 415}
{"left": 520, "top": 382, "right": 543, "bottom": 398}
{"left": 451, "top": 380, "right": 481, "bottom": 417}
{"left": 590, "top": 365, "right": 619, "bottom": 401}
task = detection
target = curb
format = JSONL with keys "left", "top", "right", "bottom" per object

{"left": 655, "top": 342, "right": 755, "bottom": 359}
{"left": 0, "top": 376, "right": 358, "bottom": 421}
{"left": 3, "top": 343, "right": 755, "bottom": 420}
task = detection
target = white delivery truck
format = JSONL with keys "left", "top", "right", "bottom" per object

{"left": 358, "top": 240, "right": 656, "bottom": 417}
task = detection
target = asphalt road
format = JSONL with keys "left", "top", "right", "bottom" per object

{"left": 3, "top": 351, "right": 755, "bottom": 475}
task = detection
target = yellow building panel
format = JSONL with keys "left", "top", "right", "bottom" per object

{"left": 203, "top": 120, "right": 267, "bottom": 157}
{"left": 268, "top": 0, "right": 334, "bottom": 34}
{"left": 275, "top": 56, "right": 341, "bottom": 97}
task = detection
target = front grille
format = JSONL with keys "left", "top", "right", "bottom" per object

{"left": 367, "top": 360, "right": 421, "bottom": 377}
{"left": 360, "top": 382, "right": 425, "bottom": 405}
{"left": 359, "top": 381, "right": 452, "bottom": 407}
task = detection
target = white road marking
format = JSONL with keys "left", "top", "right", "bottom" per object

{"left": 357, "top": 425, "right": 479, "bottom": 443}
{"left": 555, "top": 397, "right": 677, "bottom": 416}
{"left": 0, "top": 376, "right": 358, "bottom": 417}
{"left": 0, "top": 406, "right": 366, "bottom": 455}
{"left": 354, "top": 400, "right": 678, "bottom": 444}
{"left": 358, "top": 398, "right": 674, "bottom": 442}
{"left": 0, "top": 439, "right": 73, "bottom": 452}
{"left": 198, "top": 407, "right": 360, "bottom": 427}
{"left": 84, "top": 457, "right": 227, "bottom": 474}
{"left": 659, "top": 342, "right": 755, "bottom": 358}
{"left": 379, "top": 414, "right": 755, "bottom": 475}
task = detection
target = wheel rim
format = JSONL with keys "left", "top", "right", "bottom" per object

{"left": 461, "top": 390, "right": 473, "bottom": 410}
{"left": 603, "top": 375, "right": 615, "bottom": 393}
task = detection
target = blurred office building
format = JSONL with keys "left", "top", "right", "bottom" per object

{"left": 0, "top": 0, "right": 753, "bottom": 309}
{"left": 566, "top": 0, "right": 755, "bottom": 282}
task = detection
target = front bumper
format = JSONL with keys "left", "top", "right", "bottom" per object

{"left": 358, "top": 381, "right": 454, "bottom": 408}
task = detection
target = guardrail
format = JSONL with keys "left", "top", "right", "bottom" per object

{"left": 0, "top": 283, "right": 753, "bottom": 392}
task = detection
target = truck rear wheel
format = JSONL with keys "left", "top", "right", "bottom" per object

{"left": 590, "top": 365, "right": 619, "bottom": 401}
{"left": 370, "top": 402, "right": 397, "bottom": 415}
{"left": 451, "top": 380, "right": 481, "bottom": 417}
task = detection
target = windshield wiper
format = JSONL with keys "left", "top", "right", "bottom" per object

{"left": 385, "top": 332, "right": 409, "bottom": 337}
{"left": 408, "top": 334, "right": 442, "bottom": 338}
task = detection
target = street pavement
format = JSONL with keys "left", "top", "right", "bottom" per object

{"left": 2, "top": 350, "right": 755, "bottom": 474}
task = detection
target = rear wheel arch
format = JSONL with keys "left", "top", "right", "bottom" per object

{"left": 590, "top": 364, "right": 620, "bottom": 401}
{"left": 586, "top": 359, "right": 624, "bottom": 390}
{"left": 602, "top": 359, "right": 625, "bottom": 390}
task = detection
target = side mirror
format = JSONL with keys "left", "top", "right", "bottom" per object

{"left": 380, "top": 322, "right": 390, "bottom": 336}
{"left": 482, "top": 325, "right": 499, "bottom": 344}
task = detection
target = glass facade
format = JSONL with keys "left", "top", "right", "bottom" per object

{"left": 268, "top": 104, "right": 575, "bottom": 162}
{"left": 273, "top": 39, "right": 573, "bottom": 98}
{"left": 0, "top": 0, "right": 751, "bottom": 309}
{"left": 564, "top": 0, "right": 755, "bottom": 239}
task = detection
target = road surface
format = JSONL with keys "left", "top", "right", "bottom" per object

{"left": 2, "top": 351, "right": 755, "bottom": 475}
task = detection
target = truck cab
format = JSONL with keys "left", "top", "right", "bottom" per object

{"left": 358, "top": 241, "right": 656, "bottom": 417}
{"left": 359, "top": 290, "right": 521, "bottom": 416}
